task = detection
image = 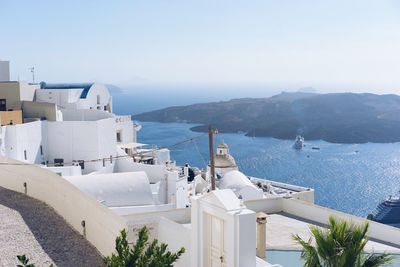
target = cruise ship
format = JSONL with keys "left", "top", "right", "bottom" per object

{"left": 367, "top": 193, "right": 400, "bottom": 227}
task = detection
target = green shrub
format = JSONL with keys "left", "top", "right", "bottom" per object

{"left": 104, "top": 226, "right": 185, "bottom": 267}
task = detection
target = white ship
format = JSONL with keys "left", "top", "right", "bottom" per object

{"left": 293, "top": 135, "right": 304, "bottom": 150}
{"left": 368, "top": 192, "right": 400, "bottom": 227}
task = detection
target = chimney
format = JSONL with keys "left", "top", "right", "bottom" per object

{"left": 256, "top": 212, "right": 267, "bottom": 259}
{"left": 0, "top": 61, "right": 10, "bottom": 82}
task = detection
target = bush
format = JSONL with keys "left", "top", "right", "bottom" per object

{"left": 104, "top": 226, "right": 185, "bottom": 267}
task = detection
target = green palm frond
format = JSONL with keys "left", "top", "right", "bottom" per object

{"left": 361, "top": 253, "right": 394, "bottom": 267}
{"left": 293, "top": 216, "right": 393, "bottom": 267}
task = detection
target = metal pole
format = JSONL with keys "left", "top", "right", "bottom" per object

{"left": 30, "top": 67, "right": 35, "bottom": 83}
{"left": 208, "top": 125, "right": 216, "bottom": 190}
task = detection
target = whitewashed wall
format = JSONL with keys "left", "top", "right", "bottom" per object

{"left": 0, "top": 156, "right": 127, "bottom": 256}
{"left": 79, "top": 83, "right": 111, "bottom": 111}
{"left": 35, "top": 89, "right": 82, "bottom": 109}
{"left": 115, "top": 116, "right": 134, "bottom": 144}
{"left": 47, "top": 118, "right": 116, "bottom": 174}
{"left": 115, "top": 158, "right": 167, "bottom": 183}
{"left": 19, "top": 83, "right": 37, "bottom": 102}
{"left": 61, "top": 109, "right": 113, "bottom": 121}
{"left": 1, "top": 120, "right": 48, "bottom": 164}
{"left": 35, "top": 83, "right": 111, "bottom": 111}
{"left": 157, "top": 217, "right": 191, "bottom": 267}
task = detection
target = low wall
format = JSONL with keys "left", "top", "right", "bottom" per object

{"left": 244, "top": 197, "right": 283, "bottom": 214}
{"left": 115, "top": 160, "right": 167, "bottom": 183}
{"left": 125, "top": 216, "right": 191, "bottom": 267}
{"left": 157, "top": 217, "right": 191, "bottom": 267}
{"left": 282, "top": 198, "right": 400, "bottom": 247}
{"left": 123, "top": 207, "right": 191, "bottom": 224}
{"left": 0, "top": 157, "right": 127, "bottom": 256}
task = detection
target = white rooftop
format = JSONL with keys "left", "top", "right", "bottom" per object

{"left": 265, "top": 212, "right": 400, "bottom": 254}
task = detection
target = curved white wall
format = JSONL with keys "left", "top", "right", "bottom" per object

{"left": 0, "top": 156, "right": 127, "bottom": 256}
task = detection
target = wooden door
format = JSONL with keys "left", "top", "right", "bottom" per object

{"left": 209, "top": 215, "right": 226, "bottom": 267}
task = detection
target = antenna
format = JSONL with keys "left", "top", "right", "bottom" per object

{"left": 29, "top": 67, "right": 35, "bottom": 83}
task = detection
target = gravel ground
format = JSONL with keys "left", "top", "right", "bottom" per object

{"left": 0, "top": 186, "right": 103, "bottom": 267}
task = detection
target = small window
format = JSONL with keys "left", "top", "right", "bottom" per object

{"left": 24, "top": 150, "right": 27, "bottom": 160}
{"left": 116, "top": 131, "right": 122, "bottom": 143}
{"left": 54, "top": 158, "right": 64, "bottom": 167}
{"left": 40, "top": 145, "right": 43, "bottom": 155}
{"left": 97, "top": 95, "right": 101, "bottom": 104}
{"left": 77, "top": 160, "right": 84, "bottom": 170}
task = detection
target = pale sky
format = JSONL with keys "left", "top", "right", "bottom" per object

{"left": 1, "top": 0, "right": 400, "bottom": 93}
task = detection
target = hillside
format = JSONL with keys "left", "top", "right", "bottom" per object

{"left": 134, "top": 92, "right": 400, "bottom": 143}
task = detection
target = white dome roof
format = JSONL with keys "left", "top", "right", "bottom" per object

{"left": 219, "top": 170, "right": 254, "bottom": 190}
{"left": 218, "top": 170, "right": 263, "bottom": 200}
{"left": 65, "top": 171, "right": 154, "bottom": 207}
{"left": 215, "top": 154, "right": 237, "bottom": 168}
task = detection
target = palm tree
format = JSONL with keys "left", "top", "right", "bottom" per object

{"left": 293, "top": 216, "right": 393, "bottom": 267}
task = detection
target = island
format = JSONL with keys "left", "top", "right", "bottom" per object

{"left": 134, "top": 92, "right": 400, "bottom": 144}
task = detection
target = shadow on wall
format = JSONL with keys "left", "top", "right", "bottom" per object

{"left": 0, "top": 186, "right": 103, "bottom": 267}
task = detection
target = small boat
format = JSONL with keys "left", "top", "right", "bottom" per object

{"left": 367, "top": 192, "right": 400, "bottom": 227}
{"left": 293, "top": 135, "right": 304, "bottom": 150}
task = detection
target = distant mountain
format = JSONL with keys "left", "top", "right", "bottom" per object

{"left": 134, "top": 92, "right": 400, "bottom": 143}
{"left": 106, "top": 84, "right": 125, "bottom": 94}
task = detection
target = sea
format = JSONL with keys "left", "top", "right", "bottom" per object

{"left": 137, "top": 121, "right": 400, "bottom": 218}
{"left": 111, "top": 87, "right": 400, "bottom": 217}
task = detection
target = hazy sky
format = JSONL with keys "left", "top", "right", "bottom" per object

{"left": 1, "top": 1, "right": 400, "bottom": 93}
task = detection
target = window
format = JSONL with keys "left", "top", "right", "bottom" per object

{"left": 24, "top": 150, "right": 27, "bottom": 160}
{"left": 54, "top": 158, "right": 64, "bottom": 167}
{"left": 97, "top": 95, "right": 101, "bottom": 104}
{"left": 77, "top": 160, "right": 84, "bottom": 170}
{"left": 0, "top": 99, "right": 6, "bottom": 111}
{"left": 116, "top": 130, "right": 122, "bottom": 143}
{"left": 40, "top": 145, "right": 43, "bottom": 155}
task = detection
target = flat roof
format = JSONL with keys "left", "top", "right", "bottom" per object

{"left": 119, "top": 142, "right": 148, "bottom": 149}
{"left": 265, "top": 212, "right": 400, "bottom": 254}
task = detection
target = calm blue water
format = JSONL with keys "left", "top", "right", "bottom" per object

{"left": 138, "top": 121, "right": 400, "bottom": 217}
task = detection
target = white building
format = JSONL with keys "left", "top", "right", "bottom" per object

{"left": 0, "top": 64, "right": 142, "bottom": 174}
{"left": 0, "top": 60, "right": 10, "bottom": 82}
{"left": 36, "top": 82, "right": 112, "bottom": 112}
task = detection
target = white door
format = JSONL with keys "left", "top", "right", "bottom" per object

{"left": 209, "top": 215, "right": 226, "bottom": 267}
